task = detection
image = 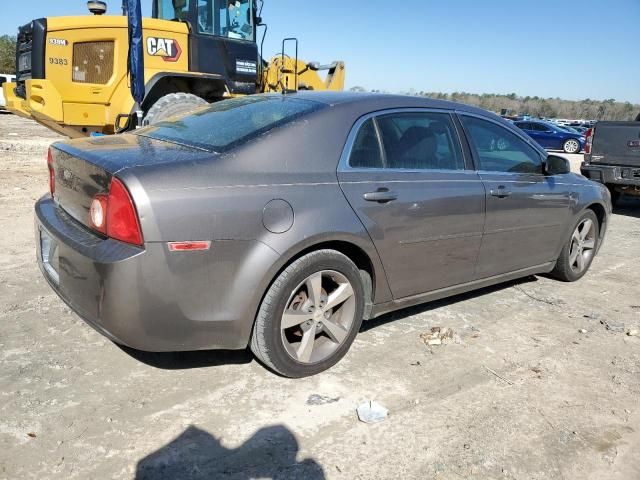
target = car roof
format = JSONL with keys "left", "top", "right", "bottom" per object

{"left": 261, "top": 91, "right": 497, "bottom": 118}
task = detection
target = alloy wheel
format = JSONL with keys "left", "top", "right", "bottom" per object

{"left": 564, "top": 139, "right": 580, "bottom": 153}
{"left": 569, "top": 218, "right": 596, "bottom": 273}
{"left": 280, "top": 270, "right": 356, "bottom": 364}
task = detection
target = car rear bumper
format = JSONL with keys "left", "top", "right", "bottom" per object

{"left": 581, "top": 163, "right": 640, "bottom": 186}
{"left": 35, "top": 196, "right": 275, "bottom": 352}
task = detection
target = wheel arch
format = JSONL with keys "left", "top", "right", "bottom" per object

{"left": 249, "top": 234, "right": 392, "bottom": 335}
{"left": 586, "top": 202, "right": 607, "bottom": 250}
{"left": 141, "top": 73, "right": 229, "bottom": 112}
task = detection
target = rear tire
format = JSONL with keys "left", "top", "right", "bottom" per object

{"left": 550, "top": 210, "right": 599, "bottom": 282}
{"left": 562, "top": 138, "right": 581, "bottom": 154}
{"left": 250, "top": 250, "right": 365, "bottom": 378}
{"left": 143, "top": 92, "right": 208, "bottom": 125}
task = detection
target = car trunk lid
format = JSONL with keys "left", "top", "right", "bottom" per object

{"left": 49, "top": 134, "right": 212, "bottom": 229}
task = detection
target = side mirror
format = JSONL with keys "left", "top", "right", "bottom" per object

{"left": 544, "top": 155, "right": 571, "bottom": 175}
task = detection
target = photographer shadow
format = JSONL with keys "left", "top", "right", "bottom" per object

{"left": 135, "top": 424, "right": 325, "bottom": 480}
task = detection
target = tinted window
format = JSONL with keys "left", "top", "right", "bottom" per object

{"left": 136, "top": 96, "right": 324, "bottom": 152}
{"left": 515, "top": 122, "right": 530, "bottom": 130}
{"left": 530, "top": 122, "right": 550, "bottom": 132}
{"left": 461, "top": 115, "right": 543, "bottom": 174}
{"left": 349, "top": 119, "right": 383, "bottom": 169}
{"left": 375, "top": 112, "right": 464, "bottom": 170}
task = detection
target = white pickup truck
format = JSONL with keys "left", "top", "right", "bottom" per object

{"left": 0, "top": 74, "right": 16, "bottom": 111}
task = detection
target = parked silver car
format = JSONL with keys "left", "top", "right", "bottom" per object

{"left": 36, "top": 93, "right": 611, "bottom": 377}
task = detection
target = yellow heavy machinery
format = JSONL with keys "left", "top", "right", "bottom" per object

{"left": 3, "top": 0, "right": 345, "bottom": 137}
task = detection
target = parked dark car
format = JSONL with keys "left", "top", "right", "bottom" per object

{"left": 36, "top": 93, "right": 611, "bottom": 377}
{"left": 581, "top": 119, "right": 640, "bottom": 204}
{"left": 514, "top": 120, "right": 585, "bottom": 153}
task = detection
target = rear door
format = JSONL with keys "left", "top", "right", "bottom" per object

{"left": 459, "top": 114, "right": 571, "bottom": 278}
{"left": 338, "top": 109, "right": 486, "bottom": 299}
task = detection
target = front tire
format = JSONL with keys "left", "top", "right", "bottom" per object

{"left": 550, "top": 210, "right": 599, "bottom": 282}
{"left": 250, "top": 250, "right": 365, "bottom": 378}
{"left": 143, "top": 92, "right": 208, "bottom": 125}
{"left": 563, "top": 138, "right": 581, "bottom": 154}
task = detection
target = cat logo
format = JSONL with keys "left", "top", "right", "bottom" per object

{"left": 146, "top": 37, "right": 182, "bottom": 62}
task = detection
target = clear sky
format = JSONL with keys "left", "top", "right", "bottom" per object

{"left": 1, "top": 0, "right": 638, "bottom": 103}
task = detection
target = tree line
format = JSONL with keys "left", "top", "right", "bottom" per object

{"left": 350, "top": 87, "right": 640, "bottom": 121}
{"left": 1, "top": 32, "right": 637, "bottom": 121}
{"left": 0, "top": 35, "right": 16, "bottom": 74}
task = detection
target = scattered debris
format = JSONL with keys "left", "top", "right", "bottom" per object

{"left": 420, "top": 327, "right": 460, "bottom": 346}
{"left": 584, "top": 313, "right": 601, "bottom": 320}
{"left": 483, "top": 365, "right": 514, "bottom": 385}
{"left": 306, "top": 394, "right": 339, "bottom": 406}
{"left": 463, "top": 443, "right": 470, "bottom": 450}
{"left": 579, "top": 328, "right": 588, "bottom": 334}
{"left": 627, "top": 329, "right": 639, "bottom": 337}
{"left": 600, "top": 319, "right": 625, "bottom": 333}
{"left": 356, "top": 400, "right": 388, "bottom": 424}
{"left": 410, "top": 361, "right": 422, "bottom": 366}
{"left": 27, "top": 432, "right": 36, "bottom": 438}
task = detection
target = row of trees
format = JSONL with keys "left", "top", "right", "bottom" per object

{"left": 350, "top": 87, "right": 639, "bottom": 121}
{"left": 0, "top": 35, "right": 16, "bottom": 74}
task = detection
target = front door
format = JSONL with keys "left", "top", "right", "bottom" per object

{"left": 459, "top": 114, "right": 572, "bottom": 278}
{"left": 338, "top": 110, "right": 486, "bottom": 299}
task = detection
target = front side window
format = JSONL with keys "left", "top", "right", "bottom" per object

{"left": 156, "top": 0, "right": 191, "bottom": 21}
{"left": 460, "top": 115, "right": 543, "bottom": 174}
{"left": 197, "top": 0, "right": 254, "bottom": 41}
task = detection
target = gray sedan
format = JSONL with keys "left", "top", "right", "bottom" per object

{"left": 36, "top": 92, "right": 611, "bottom": 377}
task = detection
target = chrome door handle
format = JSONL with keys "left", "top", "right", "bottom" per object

{"left": 363, "top": 188, "right": 398, "bottom": 203}
{"left": 490, "top": 186, "right": 512, "bottom": 198}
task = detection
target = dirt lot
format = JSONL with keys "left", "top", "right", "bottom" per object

{"left": 1, "top": 114, "right": 639, "bottom": 480}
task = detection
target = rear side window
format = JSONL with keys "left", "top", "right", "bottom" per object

{"left": 349, "top": 111, "right": 464, "bottom": 170}
{"left": 460, "top": 115, "right": 543, "bottom": 174}
{"left": 136, "top": 96, "right": 324, "bottom": 152}
{"left": 349, "top": 119, "right": 384, "bottom": 168}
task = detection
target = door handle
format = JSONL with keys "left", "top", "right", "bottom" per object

{"left": 489, "top": 186, "right": 512, "bottom": 198}
{"left": 363, "top": 188, "right": 398, "bottom": 203}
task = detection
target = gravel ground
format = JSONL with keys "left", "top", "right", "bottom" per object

{"left": 1, "top": 114, "right": 639, "bottom": 480}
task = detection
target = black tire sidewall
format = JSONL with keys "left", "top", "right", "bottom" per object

{"left": 558, "top": 210, "right": 599, "bottom": 281}
{"left": 260, "top": 252, "right": 364, "bottom": 378}
{"left": 144, "top": 93, "right": 207, "bottom": 125}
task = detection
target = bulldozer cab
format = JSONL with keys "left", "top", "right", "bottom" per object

{"left": 153, "top": 0, "right": 259, "bottom": 94}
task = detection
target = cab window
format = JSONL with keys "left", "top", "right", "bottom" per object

{"left": 197, "top": 0, "right": 254, "bottom": 41}
{"left": 156, "top": 0, "right": 190, "bottom": 21}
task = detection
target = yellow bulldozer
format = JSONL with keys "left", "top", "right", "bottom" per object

{"left": 2, "top": 0, "right": 345, "bottom": 138}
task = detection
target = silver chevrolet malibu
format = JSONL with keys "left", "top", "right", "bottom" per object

{"left": 35, "top": 92, "right": 611, "bottom": 377}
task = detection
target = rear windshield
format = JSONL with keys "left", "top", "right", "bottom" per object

{"left": 134, "top": 96, "right": 325, "bottom": 152}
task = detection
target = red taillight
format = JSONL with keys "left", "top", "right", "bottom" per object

{"left": 585, "top": 128, "right": 593, "bottom": 155}
{"left": 47, "top": 148, "right": 55, "bottom": 196}
{"left": 88, "top": 177, "right": 143, "bottom": 246}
